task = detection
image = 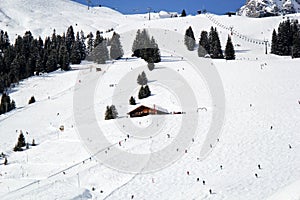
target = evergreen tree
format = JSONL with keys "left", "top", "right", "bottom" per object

{"left": 131, "top": 29, "right": 161, "bottom": 63}
{"left": 28, "top": 96, "right": 36, "bottom": 104}
{"left": 45, "top": 49, "right": 58, "bottom": 72}
{"left": 198, "top": 31, "right": 210, "bottom": 57}
{"left": 138, "top": 85, "right": 151, "bottom": 99}
{"left": 148, "top": 62, "right": 155, "bottom": 71}
{"left": 181, "top": 9, "right": 187, "bottom": 17}
{"left": 79, "top": 30, "right": 86, "bottom": 60}
{"left": 70, "top": 32, "right": 82, "bottom": 64}
{"left": 14, "top": 132, "right": 26, "bottom": 151}
{"left": 110, "top": 32, "right": 124, "bottom": 60}
{"left": 0, "top": 93, "right": 16, "bottom": 114}
{"left": 224, "top": 35, "right": 235, "bottom": 60}
{"left": 32, "top": 139, "right": 36, "bottom": 146}
{"left": 292, "top": 31, "right": 300, "bottom": 58}
{"left": 110, "top": 105, "right": 118, "bottom": 119}
{"left": 144, "top": 85, "right": 151, "bottom": 97}
{"left": 66, "top": 26, "right": 75, "bottom": 53}
{"left": 129, "top": 96, "right": 136, "bottom": 105}
{"left": 94, "top": 30, "right": 104, "bottom": 48}
{"left": 209, "top": 27, "right": 223, "bottom": 59}
{"left": 138, "top": 86, "right": 146, "bottom": 99}
{"left": 132, "top": 29, "right": 142, "bottom": 57}
{"left": 271, "top": 29, "right": 278, "bottom": 54}
{"left": 184, "top": 26, "right": 196, "bottom": 51}
{"left": 104, "top": 105, "right": 118, "bottom": 120}
{"left": 58, "top": 44, "right": 70, "bottom": 71}
{"left": 137, "top": 71, "right": 148, "bottom": 85}
{"left": 87, "top": 32, "right": 94, "bottom": 55}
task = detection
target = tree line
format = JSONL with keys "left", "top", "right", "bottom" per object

{"left": 0, "top": 27, "right": 125, "bottom": 93}
{"left": 184, "top": 26, "right": 235, "bottom": 60}
{"left": 271, "top": 19, "right": 300, "bottom": 58}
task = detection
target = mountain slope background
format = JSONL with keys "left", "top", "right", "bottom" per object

{"left": 238, "top": 0, "right": 300, "bottom": 17}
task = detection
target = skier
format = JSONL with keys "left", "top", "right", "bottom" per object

{"left": 270, "top": 126, "right": 273, "bottom": 130}
{"left": 220, "top": 165, "right": 223, "bottom": 170}
{"left": 255, "top": 173, "right": 258, "bottom": 178}
{"left": 258, "top": 164, "right": 261, "bottom": 170}
{"left": 202, "top": 180, "right": 206, "bottom": 185}
{"left": 187, "top": 171, "right": 190, "bottom": 175}
{"left": 209, "top": 189, "right": 212, "bottom": 194}
{"left": 289, "top": 144, "right": 292, "bottom": 149}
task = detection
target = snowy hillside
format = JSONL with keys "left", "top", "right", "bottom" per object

{"left": 0, "top": 0, "right": 300, "bottom": 200}
{"left": 238, "top": 0, "right": 300, "bottom": 17}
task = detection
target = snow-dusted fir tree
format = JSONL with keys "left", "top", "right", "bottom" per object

{"left": 271, "top": 29, "right": 278, "bottom": 54}
{"left": 105, "top": 105, "right": 118, "bottom": 120}
{"left": 198, "top": 31, "right": 210, "bottom": 57}
{"left": 209, "top": 27, "right": 223, "bottom": 59}
{"left": 132, "top": 29, "right": 161, "bottom": 63}
{"left": 110, "top": 32, "right": 124, "bottom": 60}
{"left": 225, "top": 35, "right": 235, "bottom": 60}
{"left": 137, "top": 71, "right": 148, "bottom": 85}
{"left": 184, "top": 26, "right": 195, "bottom": 51}
{"left": 181, "top": 9, "right": 187, "bottom": 17}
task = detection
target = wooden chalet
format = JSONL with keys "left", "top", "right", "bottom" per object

{"left": 128, "top": 105, "right": 168, "bottom": 118}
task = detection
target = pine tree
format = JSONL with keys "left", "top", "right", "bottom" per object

{"left": 28, "top": 96, "right": 36, "bottom": 104}
{"left": 198, "top": 31, "right": 210, "bottom": 57}
{"left": 129, "top": 96, "right": 136, "bottom": 105}
{"left": 94, "top": 30, "right": 104, "bottom": 48}
{"left": 66, "top": 26, "right": 75, "bottom": 53}
{"left": 292, "top": 31, "right": 300, "bottom": 58}
{"left": 104, "top": 105, "right": 118, "bottom": 120}
{"left": 271, "top": 29, "right": 278, "bottom": 54}
{"left": 87, "top": 32, "right": 94, "bottom": 55}
{"left": 70, "top": 32, "right": 82, "bottom": 64}
{"left": 181, "top": 9, "right": 187, "bottom": 17}
{"left": 79, "top": 30, "right": 86, "bottom": 60}
{"left": 131, "top": 29, "right": 161, "bottom": 63}
{"left": 209, "top": 27, "right": 223, "bottom": 59}
{"left": 46, "top": 49, "right": 58, "bottom": 72}
{"left": 184, "top": 26, "right": 196, "bottom": 51}
{"left": 144, "top": 85, "right": 151, "bottom": 97}
{"left": 105, "top": 106, "right": 111, "bottom": 120}
{"left": 137, "top": 71, "right": 148, "bottom": 85}
{"left": 32, "top": 139, "right": 36, "bottom": 146}
{"left": 97, "top": 39, "right": 109, "bottom": 64}
{"left": 224, "top": 35, "right": 235, "bottom": 60}
{"left": 110, "top": 32, "right": 124, "bottom": 60}
{"left": 0, "top": 93, "right": 16, "bottom": 114}
{"left": 59, "top": 44, "right": 70, "bottom": 71}
{"left": 110, "top": 105, "right": 118, "bottom": 119}
{"left": 148, "top": 62, "right": 155, "bottom": 71}
{"left": 138, "top": 86, "right": 146, "bottom": 99}
{"left": 14, "top": 132, "right": 26, "bottom": 151}
{"left": 138, "top": 85, "right": 151, "bottom": 99}
{"left": 132, "top": 29, "right": 142, "bottom": 58}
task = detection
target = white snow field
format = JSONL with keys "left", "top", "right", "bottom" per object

{"left": 0, "top": 0, "right": 300, "bottom": 199}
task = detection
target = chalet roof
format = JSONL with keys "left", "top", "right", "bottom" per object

{"left": 127, "top": 104, "right": 168, "bottom": 115}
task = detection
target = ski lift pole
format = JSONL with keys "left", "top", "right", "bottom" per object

{"left": 264, "top": 39, "right": 268, "bottom": 54}
{"left": 147, "top": 7, "right": 152, "bottom": 20}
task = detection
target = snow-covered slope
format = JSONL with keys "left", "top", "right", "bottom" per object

{"left": 0, "top": 0, "right": 300, "bottom": 200}
{"left": 238, "top": 0, "right": 300, "bottom": 17}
